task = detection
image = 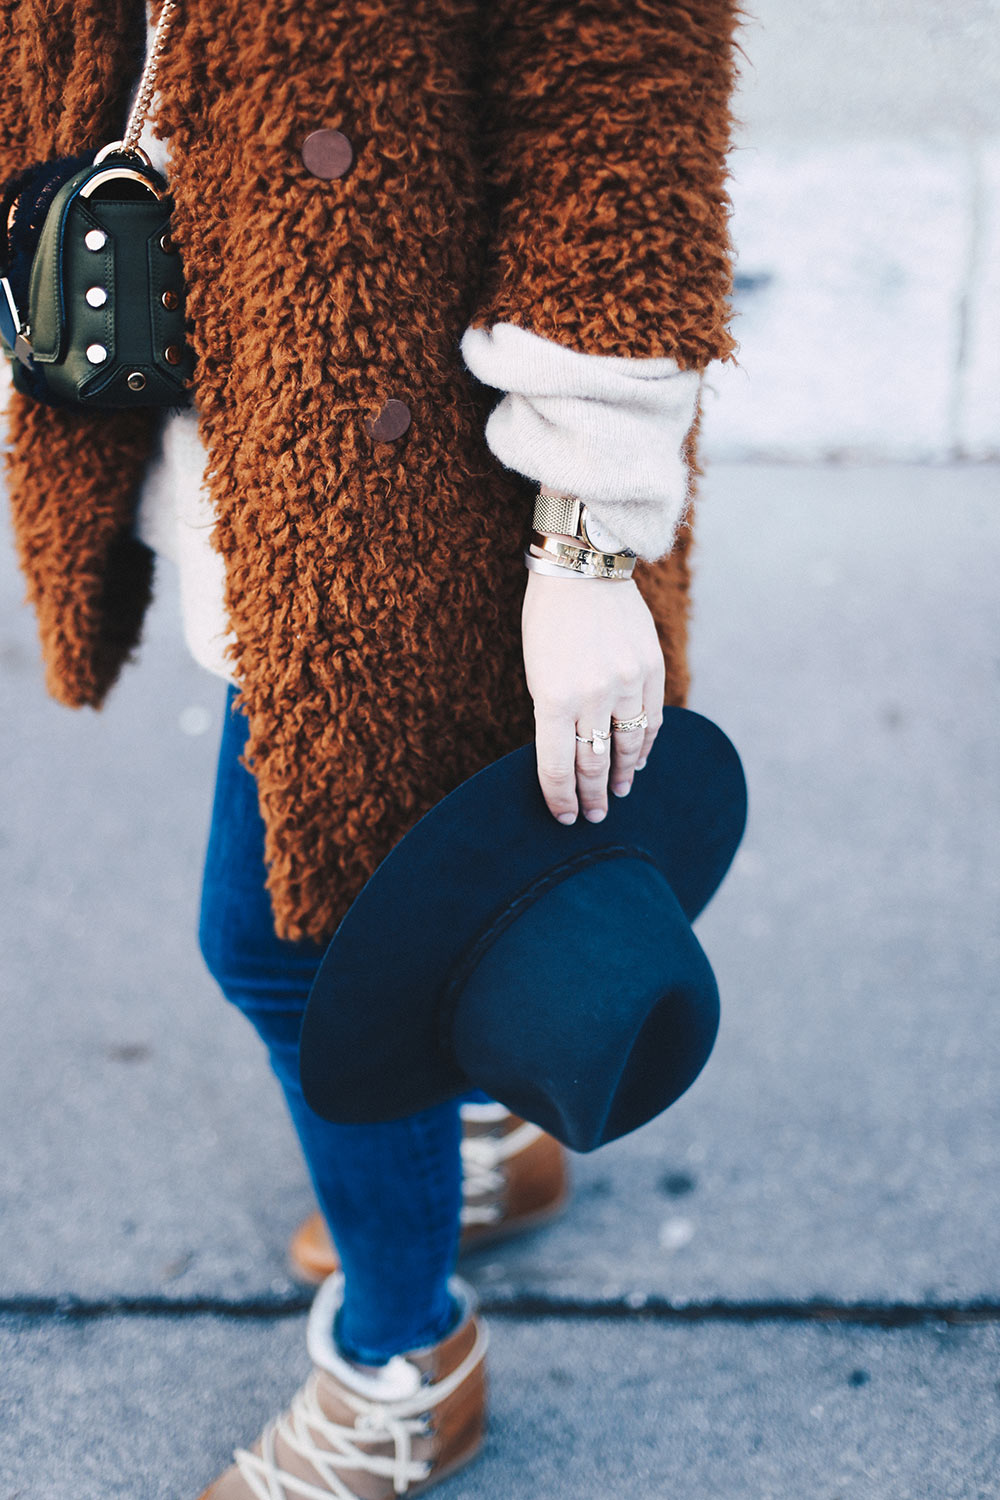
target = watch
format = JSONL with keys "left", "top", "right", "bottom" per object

{"left": 533, "top": 488, "right": 637, "bottom": 558}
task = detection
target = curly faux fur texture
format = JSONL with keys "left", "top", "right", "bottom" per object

{"left": 1, "top": 0, "right": 738, "bottom": 942}
{"left": 469, "top": 0, "right": 738, "bottom": 366}
{"left": 0, "top": 1, "right": 160, "bottom": 705}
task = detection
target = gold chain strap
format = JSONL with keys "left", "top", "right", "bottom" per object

{"left": 121, "top": 0, "right": 180, "bottom": 153}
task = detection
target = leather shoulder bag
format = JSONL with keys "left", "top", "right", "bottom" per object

{"left": 0, "top": 0, "right": 194, "bottom": 411}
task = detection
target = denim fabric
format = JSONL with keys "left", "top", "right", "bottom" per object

{"left": 198, "top": 684, "right": 466, "bottom": 1364}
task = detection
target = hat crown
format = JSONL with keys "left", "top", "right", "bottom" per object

{"left": 450, "top": 853, "right": 720, "bottom": 1152}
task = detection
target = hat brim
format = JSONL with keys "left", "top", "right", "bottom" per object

{"left": 299, "top": 706, "right": 747, "bottom": 1125}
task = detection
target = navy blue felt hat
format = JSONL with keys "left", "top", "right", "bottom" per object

{"left": 299, "top": 707, "right": 747, "bottom": 1153}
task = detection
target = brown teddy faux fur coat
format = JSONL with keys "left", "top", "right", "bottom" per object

{"left": 0, "top": 0, "right": 738, "bottom": 943}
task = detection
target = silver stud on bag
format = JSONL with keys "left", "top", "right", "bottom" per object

{"left": 127, "top": 372, "right": 147, "bottom": 391}
{"left": 85, "top": 343, "right": 108, "bottom": 364}
{"left": 85, "top": 286, "right": 108, "bottom": 308}
{"left": 84, "top": 229, "right": 107, "bottom": 252}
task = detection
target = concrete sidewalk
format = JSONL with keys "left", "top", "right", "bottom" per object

{"left": 1, "top": 464, "right": 998, "bottom": 1497}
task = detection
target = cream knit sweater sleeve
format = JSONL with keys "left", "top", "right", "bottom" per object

{"left": 459, "top": 323, "right": 701, "bottom": 562}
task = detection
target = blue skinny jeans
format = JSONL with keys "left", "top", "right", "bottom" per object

{"left": 198, "top": 684, "right": 472, "bottom": 1364}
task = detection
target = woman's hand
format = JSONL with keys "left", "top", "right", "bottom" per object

{"left": 521, "top": 568, "right": 665, "bottom": 824}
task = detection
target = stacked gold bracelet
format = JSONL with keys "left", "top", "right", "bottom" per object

{"left": 525, "top": 488, "right": 638, "bottom": 582}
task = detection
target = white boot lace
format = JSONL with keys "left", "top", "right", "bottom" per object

{"left": 233, "top": 1319, "right": 487, "bottom": 1500}
{"left": 459, "top": 1118, "right": 543, "bottom": 1225}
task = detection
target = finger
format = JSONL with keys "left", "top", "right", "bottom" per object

{"left": 636, "top": 667, "right": 665, "bottom": 768}
{"left": 609, "top": 698, "right": 647, "bottom": 797}
{"left": 575, "top": 704, "right": 613, "bottom": 822}
{"left": 534, "top": 708, "right": 580, "bottom": 823}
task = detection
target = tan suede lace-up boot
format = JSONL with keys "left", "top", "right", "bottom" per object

{"left": 289, "top": 1103, "right": 569, "bottom": 1284}
{"left": 199, "top": 1273, "right": 487, "bottom": 1500}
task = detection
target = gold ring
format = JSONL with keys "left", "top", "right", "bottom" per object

{"left": 611, "top": 711, "right": 648, "bottom": 734}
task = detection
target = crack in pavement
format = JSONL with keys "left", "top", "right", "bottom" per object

{"left": 2, "top": 1294, "right": 998, "bottom": 1326}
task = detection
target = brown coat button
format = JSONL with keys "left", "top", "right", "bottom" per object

{"left": 300, "top": 129, "right": 354, "bottom": 180}
{"left": 365, "top": 399, "right": 411, "bottom": 443}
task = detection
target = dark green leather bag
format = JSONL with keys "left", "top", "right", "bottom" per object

{"left": 0, "top": 145, "right": 194, "bottom": 410}
{"left": 0, "top": 1, "right": 192, "bottom": 411}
